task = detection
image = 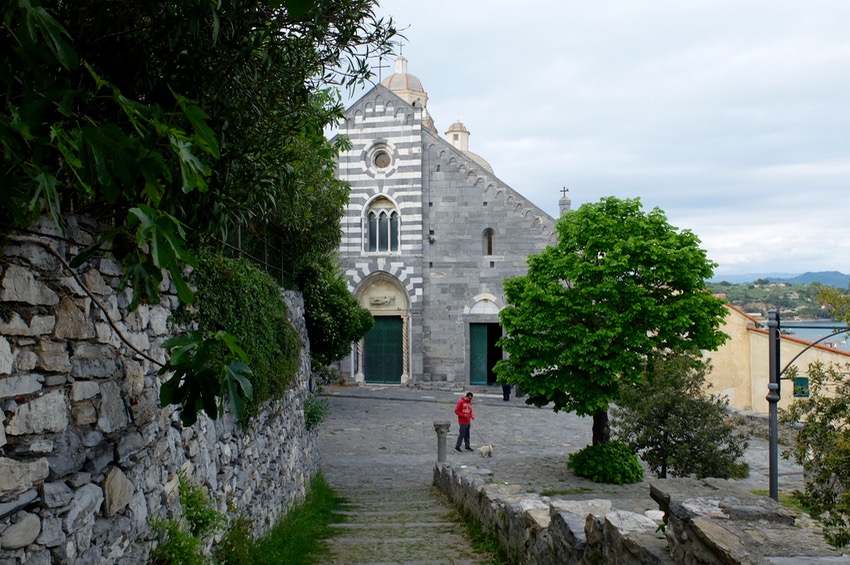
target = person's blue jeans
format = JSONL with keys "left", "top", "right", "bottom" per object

{"left": 455, "top": 423, "right": 470, "bottom": 449}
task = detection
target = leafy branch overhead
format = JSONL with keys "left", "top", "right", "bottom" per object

{"left": 2, "top": 0, "right": 395, "bottom": 422}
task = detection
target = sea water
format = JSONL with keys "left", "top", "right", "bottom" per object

{"left": 782, "top": 320, "right": 850, "bottom": 352}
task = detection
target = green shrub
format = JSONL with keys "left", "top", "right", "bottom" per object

{"left": 150, "top": 518, "right": 205, "bottom": 565}
{"left": 567, "top": 441, "right": 644, "bottom": 484}
{"left": 151, "top": 474, "right": 225, "bottom": 564}
{"left": 214, "top": 516, "right": 259, "bottom": 565}
{"left": 611, "top": 352, "right": 749, "bottom": 479}
{"left": 296, "top": 258, "right": 373, "bottom": 368}
{"left": 178, "top": 252, "right": 301, "bottom": 416}
{"left": 303, "top": 395, "right": 329, "bottom": 430}
{"left": 781, "top": 361, "right": 850, "bottom": 547}
{"left": 178, "top": 475, "right": 224, "bottom": 538}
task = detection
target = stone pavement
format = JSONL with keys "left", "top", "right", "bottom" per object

{"left": 316, "top": 384, "right": 806, "bottom": 563}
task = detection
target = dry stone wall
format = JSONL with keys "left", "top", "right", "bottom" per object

{"left": 434, "top": 464, "right": 849, "bottom": 564}
{"left": 0, "top": 218, "right": 320, "bottom": 564}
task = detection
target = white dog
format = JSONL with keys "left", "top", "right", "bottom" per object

{"left": 477, "top": 444, "right": 493, "bottom": 457}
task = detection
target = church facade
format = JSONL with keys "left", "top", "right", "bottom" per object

{"left": 335, "top": 57, "right": 565, "bottom": 387}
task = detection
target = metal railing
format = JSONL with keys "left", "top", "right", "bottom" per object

{"left": 214, "top": 226, "right": 294, "bottom": 288}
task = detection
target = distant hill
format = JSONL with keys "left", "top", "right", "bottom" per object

{"left": 711, "top": 271, "right": 850, "bottom": 288}
{"left": 771, "top": 271, "right": 850, "bottom": 288}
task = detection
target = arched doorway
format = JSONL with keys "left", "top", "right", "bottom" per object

{"left": 466, "top": 295, "right": 503, "bottom": 386}
{"left": 355, "top": 273, "right": 410, "bottom": 384}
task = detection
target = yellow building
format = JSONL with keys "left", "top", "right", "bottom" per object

{"left": 706, "top": 304, "right": 850, "bottom": 414}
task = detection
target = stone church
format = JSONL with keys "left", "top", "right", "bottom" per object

{"left": 335, "top": 57, "right": 567, "bottom": 387}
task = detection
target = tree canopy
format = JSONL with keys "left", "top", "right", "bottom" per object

{"left": 495, "top": 196, "right": 728, "bottom": 443}
{"left": 1, "top": 0, "right": 391, "bottom": 421}
{"left": 2, "top": 0, "right": 395, "bottom": 300}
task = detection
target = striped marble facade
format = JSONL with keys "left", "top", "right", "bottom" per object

{"left": 336, "top": 85, "right": 559, "bottom": 386}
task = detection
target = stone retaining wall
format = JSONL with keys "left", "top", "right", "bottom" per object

{"left": 0, "top": 218, "right": 320, "bottom": 563}
{"left": 434, "top": 464, "right": 848, "bottom": 564}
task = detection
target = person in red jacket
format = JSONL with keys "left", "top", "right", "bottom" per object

{"left": 454, "top": 392, "right": 474, "bottom": 452}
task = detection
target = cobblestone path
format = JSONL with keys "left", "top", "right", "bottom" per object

{"left": 317, "top": 389, "right": 493, "bottom": 564}
{"left": 316, "top": 384, "right": 806, "bottom": 564}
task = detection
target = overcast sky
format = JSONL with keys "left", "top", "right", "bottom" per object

{"left": 343, "top": 1, "right": 850, "bottom": 278}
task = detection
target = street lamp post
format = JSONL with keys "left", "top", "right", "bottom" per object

{"left": 766, "top": 310, "right": 781, "bottom": 501}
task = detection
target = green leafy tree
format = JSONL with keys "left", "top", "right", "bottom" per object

{"left": 496, "top": 197, "right": 728, "bottom": 445}
{"left": 781, "top": 361, "right": 850, "bottom": 547}
{"left": 818, "top": 286, "right": 850, "bottom": 321}
{"left": 1, "top": 0, "right": 396, "bottom": 423}
{"left": 612, "top": 352, "right": 748, "bottom": 479}
{"left": 296, "top": 257, "right": 374, "bottom": 369}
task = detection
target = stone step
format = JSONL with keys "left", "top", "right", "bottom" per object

{"left": 317, "top": 486, "right": 492, "bottom": 565}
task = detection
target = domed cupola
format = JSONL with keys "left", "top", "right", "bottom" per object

{"left": 381, "top": 56, "right": 436, "bottom": 133}
{"left": 381, "top": 56, "right": 429, "bottom": 109}
{"left": 446, "top": 121, "right": 494, "bottom": 174}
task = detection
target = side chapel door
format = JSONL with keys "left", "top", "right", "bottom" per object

{"left": 363, "top": 315, "right": 403, "bottom": 384}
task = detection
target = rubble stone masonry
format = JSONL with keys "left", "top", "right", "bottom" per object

{"left": 0, "top": 217, "right": 319, "bottom": 563}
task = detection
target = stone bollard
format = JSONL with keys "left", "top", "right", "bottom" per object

{"left": 433, "top": 421, "right": 451, "bottom": 463}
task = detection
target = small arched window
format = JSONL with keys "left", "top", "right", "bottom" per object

{"left": 365, "top": 198, "right": 400, "bottom": 253}
{"left": 483, "top": 228, "right": 495, "bottom": 255}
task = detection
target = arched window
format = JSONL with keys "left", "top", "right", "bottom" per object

{"left": 483, "top": 228, "right": 494, "bottom": 255}
{"left": 365, "top": 199, "right": 400, "bottom": 252}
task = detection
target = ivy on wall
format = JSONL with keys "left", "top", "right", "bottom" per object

{"left": 176, "top": 252, "right": 301, "bottom": 418}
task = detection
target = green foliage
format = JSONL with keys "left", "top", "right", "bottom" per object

{"left": 151, "top": 474, "right": 225, "bottom": 564}
{"left": 611, "top": 352, "right": 749, "bottom": 479}
{"left": 159, "top": 330, "right": 254, "bottom": 426}
{"left": 153, "top": 473, "right": 344, "bottom": 564}
{"left": 150, "top": 518, "right": 205, "bottom": 565}
{"left": 176, "top": 253, "right": 301, "bottom": 419}
{"left": 818, "top": 286, "right": 850, "bottom": 323}
{"left": 296, "top": 257, "right": 373, "bottom": 368}
{"left": 254, "top": 473, "right": 346, "bottom": 564}
{"left": 781, "top": 361, "right": 850, "bottom": 547}
{"left": 496, "top": 197, "right": 728, "bottom": 443}
{"left": 214, "top": 516, "right": 259, "bottom": 565}
{"left": 303, "top": 395, "right": 329, "bottom": 430}
{"left": 567, "top": 441, "right": 644, "bottom": 485}
{"left": 178, "top": 474, "right": 226, "bottom": 538}
{"left": 2, "top": 0, "right": 396, "bottom": 425}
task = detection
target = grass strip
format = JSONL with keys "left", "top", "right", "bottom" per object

{"left": 250, "top": 473, "right": 347, "bottom": 565}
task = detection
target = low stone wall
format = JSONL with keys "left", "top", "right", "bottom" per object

{"left": 0, "top": 219, "right": 320, "bottom": 563}
{"left": 434, "top": 464, "right": 848, "bottom": 564}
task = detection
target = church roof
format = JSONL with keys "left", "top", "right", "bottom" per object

{"left": 464, "top": 151, "right": 494, "bottom": 174}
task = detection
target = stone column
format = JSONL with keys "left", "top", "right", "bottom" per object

{"left": 354, "top": 340, "right": 365, "bottom": 384}
{"left": 401, "top": 313, "right": 410, "bottom": 384}
{"left": 433, "top": 421, "right": 451, "bottom": 463}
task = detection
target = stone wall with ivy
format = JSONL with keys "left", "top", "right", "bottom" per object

{"left": 0, "top": 218, "right": 319, "bottom": 563}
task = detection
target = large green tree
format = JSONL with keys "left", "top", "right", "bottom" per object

{"left": 1, "top": 0, "right": 393, "bottom": 421}
{"left": 495, "top": 196, "right": 728, "bottom": 445}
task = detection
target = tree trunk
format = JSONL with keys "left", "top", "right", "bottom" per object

{"left": 592, "top": 409, "right": 610, "bottom": 445}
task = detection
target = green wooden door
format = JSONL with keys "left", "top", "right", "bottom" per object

{"left": 470, "top": 323, "right": 502, "bottom": 386}
{"left": 363, "top": 316, "right": 403, "bottom": 384}
{"left": 469, "top": 323, "right": 489, "bottom": 385}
